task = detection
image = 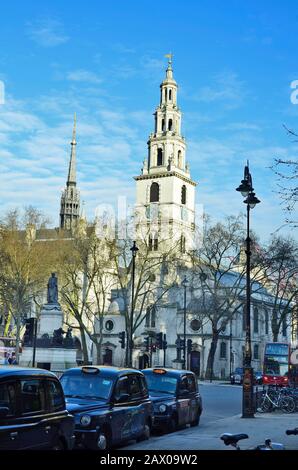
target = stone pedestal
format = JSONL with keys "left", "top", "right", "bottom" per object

{"left": 19, "top": 300, "right": 77, "bottom": 372}
{"left": 20, "top": 346, "right": 76, "bottom": 371}
{"left": 38, "top": 303, "right": 63, "bottom": 336}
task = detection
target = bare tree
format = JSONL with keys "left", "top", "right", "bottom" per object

{"left": 190, "top": 216, "right": 266, "bottom": 380}
{"left": 261, "top": 236, "right": 298, "bottom": 342}
{"left": 59, "top": 221, "right": 117, "bottom": 364}
{"left": 109, "top": 228, "right": 181, "bottom": 366}
{"left": 272, "top": 125, "right": 298, "bottom": 227}
{"left": 0, "top": 208, "right": 52, "bottom": 361}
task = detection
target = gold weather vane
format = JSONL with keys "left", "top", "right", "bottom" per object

{"left": 165, "top": 52, "right": 173, "bottom": 65}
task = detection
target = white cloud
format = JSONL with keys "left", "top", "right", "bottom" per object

{"left": 26, "top": 18, "right": 69, "bottom": 47}
{"left": 193, "top": 71, "right": 248, "bottom": 109}
{"left": 66, "top": 70, "right": 103, "bottom": 84}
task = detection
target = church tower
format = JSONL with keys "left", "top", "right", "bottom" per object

{"left": 134, "top": 57, "right": 197, "bottom": 252}
{"left": 60, "top": 114, "right": 80, "bottom": 230}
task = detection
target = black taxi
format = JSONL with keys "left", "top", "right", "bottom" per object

{"left": 60, "top": 366, "right": 153, "bottom": 450}
{"left": 142, "top": 368, "right": 202, "bottom": 432}
{"left": 0, "top": 366, "right": 75, "bottom": 450}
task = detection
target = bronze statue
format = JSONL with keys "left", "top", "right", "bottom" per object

{"left": 47, "top": 273, "right": 58, "bottom": 304}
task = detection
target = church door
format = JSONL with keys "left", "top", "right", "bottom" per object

{"left": 190, "top": 351, "right": 200, "bottom": 376}
{"left": 103, "top": 349, "right": 113, "bottom": 365}
{"left": 138, "top": 354, "right": 150, "bottom": 369}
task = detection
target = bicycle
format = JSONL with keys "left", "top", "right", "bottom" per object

{"left": 257, "top": 386, "right": 295, "bottom": 413}
{"left": 220, "top": 433, "right": 284, "bottom": 450}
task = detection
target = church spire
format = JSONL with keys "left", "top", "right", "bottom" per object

{"left": 141, "top": 54, "right": 188, "bottom": 176}
{"left": 60, "top": 114, "right": 80, "bottom": 230}
{"left": 67, "top": 113, "right": 77, "bottom": 186}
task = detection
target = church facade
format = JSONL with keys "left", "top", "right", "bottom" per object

{"left": 88, "top": 59, "right": 291, "bottom": 378}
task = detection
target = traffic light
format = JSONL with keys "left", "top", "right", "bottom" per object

{"left": 24, "top": 318, "right": 35, "bottom": 345}
{"left": 118, "top": 331, "right": 126, "bottom": 349}
{"left": 176, "top": 336, "right": 185, "bottom": 350}
{"left": 187, "top": 339, "right": 193, "bottom": 354}
{"left": 144, "top": 336, "right": 150, "bottom": 352}
{"left": 163, "top": 334, "right": 167, "bottom": 350}
{"left": 156, "top": 332, "right": 163, "bottom": 349}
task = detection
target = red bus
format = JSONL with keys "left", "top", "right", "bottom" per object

{"left": 263, "top": 342, "right": 290, "bottom": 386}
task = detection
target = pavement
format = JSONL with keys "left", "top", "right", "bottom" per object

{"left": 127, "top": 412, "right": 298, "bottom": 450}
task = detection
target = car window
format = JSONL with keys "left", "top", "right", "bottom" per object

{"left": 180, "top": 376, "right": 189, "bottom": 393}
{"left": 60, "top": 374, "right": 113, "bottom": 400}
{"left": 113, "top": 376, "right": 130, "bottom": 401}
{"left": 129, "top": 375, "right": 142, "bottom": 399}
{"left": 145, "top": 374, "right": 177, "bottom": 394}
{"left": 47, "top": 379, "right": 64, "bottom": 411}
{"left": 0, "top": 382, "right": 17, "bottom": 417}
{"left": 186, "top": 375, "right": 197, "bottom": 392}
{"left": 20, "top": 379, "right": 46, "bottom": 414}
{"left": 138, "top": 376, "right": 148, "bottom": 397}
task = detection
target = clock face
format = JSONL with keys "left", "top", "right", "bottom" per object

{"left": 181, "top": 207, "right": 188, "bottom": 221}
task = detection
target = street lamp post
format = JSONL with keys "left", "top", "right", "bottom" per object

{"left": 181, "top": 276, "right": 188, "bottom": 369}
{"left": 229, "top": 321, "right": 233, "bottom": 378}
{"left": 129, "top": 241, "right": 139, "bottom": 367}
{"left": 236, "top": 162, "right": 260, "bottom": 418}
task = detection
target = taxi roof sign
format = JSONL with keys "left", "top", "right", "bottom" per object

{"left": 153, "top": 368, "right": 167, "bottom": 374}
{"left": 82, "top": 366, "right": 100, "bottom": 374}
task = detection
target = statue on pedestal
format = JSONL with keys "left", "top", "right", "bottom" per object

{"left": 47, "top": 273, "right": 58, "bottom": 304}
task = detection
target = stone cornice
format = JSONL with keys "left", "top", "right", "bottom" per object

{"left": 134, "top": 171, "right": 197, "bottom": 187}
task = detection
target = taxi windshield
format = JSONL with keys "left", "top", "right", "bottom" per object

{"left": 60, "top": 374, "right": 113, "bottom": 401}
{"left": 145, "top": 374, "right": 177, "bottom": 395}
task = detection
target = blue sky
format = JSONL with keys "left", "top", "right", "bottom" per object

{"left": 0, "top": 0, "right": 297, "bottom": 240}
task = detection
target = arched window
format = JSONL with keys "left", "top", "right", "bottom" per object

{"left": 151, "top": 306, "right": 156, "bottom": 327}
{"left": 161, "top": 119, "right": 165, "bottom": 132}
{"left": 149, "top": 234, "right": 158, "bottom": 251}
{"left": 169, "top": 89, "right": 172, "bottom": 100}
{"left": 178, "top": 150, "right": 182, "bottom": 168}
{"left": 220, "top": 342, "right": 227, "bottom": 359}
{"left": 168, "top": 119, "right": 173, "bottom": 131}
{"left": 145, "top": 306, "right": 156, "bottom": 328}
{"left": 253, "top": 307, "right": 259, "bottom": 333}
{"left": 265, "top": 309, "right": 269, "bottom": 334}
{"left": 150, "top": 182, "right": 159, "bottom": 202}
{"left": 253, "top": 344, "right": 259, "bottom": 360}
{"left": 157, "top": 148, "right": 163, "bottom": 166}
{"left": 145, "top": 307, "right": 150, "bottom": 327}
{"left": 180, "top": 235, "right": 186, "bottom": 253}
{"left": 148, "top": 235, "right": 153, "bottom": 251}
{"left": 181, "top": 185, "right": 187, "bottom": 205}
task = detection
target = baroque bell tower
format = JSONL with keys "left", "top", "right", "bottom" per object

{"left": 60, "top": 114, "right": 80, "bottom": 230}
{"left": 134, "top": 56, "right": 197, "bottom": 252}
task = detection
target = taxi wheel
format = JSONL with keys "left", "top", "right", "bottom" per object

{"left": 168, "top": 415, "right": 177, "bottom": 433}
{"left": 190, "top": 413, "right": 200, "bottom": 427}
{"left": 136, "top": 422, "right": 151, "bottom": 442}
{"left": 97, "top": 430, "right": 110, "bottom": 450}
{"left": 52, "top": 438, "right": 65, "bottom": 450}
